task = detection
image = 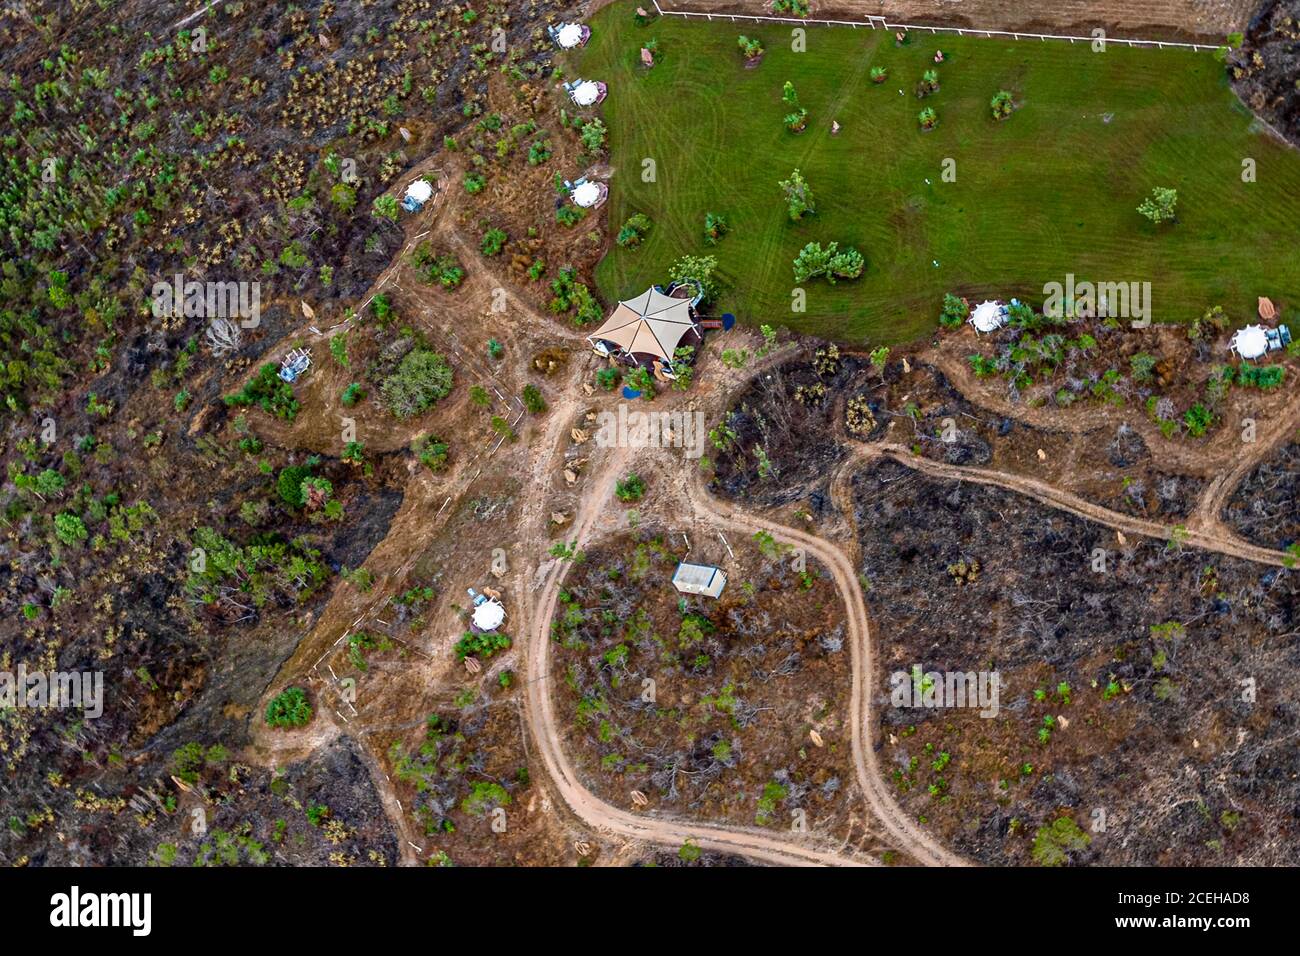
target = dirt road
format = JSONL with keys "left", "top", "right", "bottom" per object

{"left": 516, "top": 363, "right": 1295, "bottom": 868}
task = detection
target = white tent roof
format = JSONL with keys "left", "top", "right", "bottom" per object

{"left": 587, "top": 288, "right": 697, "bottom": 362}
{"left": 557, "top": 23, "right": 585, "bottom": 48}
{"left": 571, "top": 80, "right": 601, "bottom": 106}
{"left": 1231, "top": 324, "right": 1270, "bottom": 360}
{"left": 404, "top": 179, "right": 433, "bottom": 204}
{"left": 970, "top": 300, "right": 1006, "bottom": 333}
{"left": 572, "top": 182, "right": 603, "bottom": 207}
{"left": 472, "top": 599, "right": 505, "bottom": 631}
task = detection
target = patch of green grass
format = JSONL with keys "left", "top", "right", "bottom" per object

{"left": 578, "top": 3, "right": 1300, "bottom": 343}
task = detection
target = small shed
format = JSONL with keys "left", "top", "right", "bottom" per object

{"left": 672, "top": 561, "right": 727, "bottom": 599}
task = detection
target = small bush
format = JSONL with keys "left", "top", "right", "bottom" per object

{"left": 381, "top": 350, "right": 454, "bottom": 419}
{"left": 265, "top": 687, "right": 313, "bottom": 729}
{"left": 412, "top": 435, "right": 449, "bottom": 472}
{"left": 224, "top": 363, "right": 300, "bottom": 420}
{"left": 615, "top": 474, "right": 646, "bottom": 502}
{"left": 522, "top": 383, "right": 547, "bottom": 413}
{"left": 616, "top": 213, "right": 652, "bottom": 248}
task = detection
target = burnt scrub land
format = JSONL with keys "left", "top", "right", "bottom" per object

{"left": 11, "top": 730, "right": 399, "bottom": 867}
{"left": 854, "top": 458, "right": 1300, "bottom": 866}
{"left": 707, "top": 346, "right": 865, "bottom": 509}
{"left": 0, "top": 0, "right": 616, "bottom": 868}
{"left": 377, "top": 698, "right": 570, "bottom": 867}
{"left": 1231, "top": 1, "right": 1300, "bottom": 146}
{"left": 1221, "top": 439, "right": 1300, "bottom": 552}
{"left": 551, "top": 529, "right": 892, "bottom": 856}
{"left": 706, "top": 326, "right": 1228, "bottom": 523}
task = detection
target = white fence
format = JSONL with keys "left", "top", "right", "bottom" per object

{"left": 649, "top": 1, "right": 1222, "bottom": 51}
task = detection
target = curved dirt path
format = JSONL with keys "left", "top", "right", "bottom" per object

{"left": 519, "top": 443, "right": 874, "bottom": 866}
{"left": 867, "top": 442, "right": 1293, "bottom": 567}
{"left": 682, "top": 473, "right": 968, "bottom": 867}
{"left": 508, "top": 356, "right": 1296, "bottom": 870}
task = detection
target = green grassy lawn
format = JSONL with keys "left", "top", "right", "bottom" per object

{"left": 576, "top": 3, "right": 1300, "bottom": 344}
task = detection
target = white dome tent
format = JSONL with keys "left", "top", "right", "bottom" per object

{"left": 571, "top": 180, "right": 607, "bottom": 208}
{"left": 1230, "top": 325, "right": 1271, "bottom": 360}
{"left": 568, "top": 79, "right": 606, "bottom": 107}
{"left": 467, "top": 587, "right": 506, "bottom": 632}
{"left": 471, "top": 599, "right": 505, "bottom": 632}
{"left": 553, "top": 23, "right": 589, "bottom": 49}
{"left": 969, "top": 300, "right": 1007, "bottom": 333}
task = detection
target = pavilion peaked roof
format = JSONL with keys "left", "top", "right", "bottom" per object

{"left": 588, "top": 288, "right": 696, "bottom": 361}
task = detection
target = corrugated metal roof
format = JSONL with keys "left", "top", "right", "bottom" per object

{"left": 673, "top": 562, "right": 720, "bottom": 588}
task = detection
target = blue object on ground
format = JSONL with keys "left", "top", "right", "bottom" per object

{"left": 622, "top": 386, "right": 641, "bottom": 399}
{"left": 722, "top": 313, "right": 736, "bottom": 330}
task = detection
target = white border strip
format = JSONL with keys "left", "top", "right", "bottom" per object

{"left": 649, "top": 1, "right": 1221, "bottom": 51}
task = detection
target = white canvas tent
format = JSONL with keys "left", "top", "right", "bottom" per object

{"left": 969, "top": 300, "right": 1007, "bottom": 333}
{"left": 587, "top": 287, "right": 699, "bottom": 362}
{"left": 552, "top": 23, "right": 590, "bottom": 49}
{"left": 572, "top": 181, "right": 607, "bottom": 208}
{"left": 569, "top": 80, "right": 605, "bottom": 107}
{"left": 1230, "top": 325, "right": 1270, "bottom": 360}
{"left": 402, "top": 178, "right": 433, "bottom": 212}
{"left": 471, "top": 599, "right": 506, "bottom": 631}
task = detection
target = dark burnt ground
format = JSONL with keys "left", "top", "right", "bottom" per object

{"left": 708, "top": 348, "right": 866, "bottom": 509}
{"left": 636, "top": 848, "right": 757, "bottom": 867}
{"left": 1231, "top": 1, "right": 1300, "bottom": 147}
{"left": 551, "top": 529, "right": 879, "bottom": 850}
{"left": 21, "top": 734, "right": 398, "bottom": 866}
{"left": 376, "top": 698, "right": 568, "bottom": 867}
{"left": 709, "top": 348, "right": 1208, "bottom": 521}
{"left": 1221, "top": 440, "right": 1300, "bottom": 551}
{"left": 854, "top": 458, "right": 1300, "bottom": 866}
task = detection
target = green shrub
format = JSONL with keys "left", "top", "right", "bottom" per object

{"left": 522, "top": 384, "right": 547, "bottom": 413}
{"left": 411, "top": 242, "right": 465, "bottom": 289}
{"left": 939, "top": 293, "right": 969, "bottom": 328}
{"left": 792, "top": 242, "right": 865, "bottom": 284}
{"left": 277, "top": 464, "right": 313, "bottom": 506}
{"left": 223, "top": 364, "right": 300, "bottom": 420}
{"left": 616, "top": 213, "right": 652, "bottom": 248}
{"left": 480, "top": 228, "right": 507, "bottom": 256}
{"left": 455, "top": 630, "right": 511, "bottom": 660}
{"left": 54, "top": 512, "right": 88, "bottom": 546}
{"left": 1137, "top": 186, "right": 1178, "bottom": 224}
{"left": 265, "top": 688, "right": 313, "bottom": 729}
{"left": 381, "top": 349, "right": 454, "bottom": 419}
{"left": 412, "top": 435, "right": 449, "bottom": 472}
{"left": 615, "top": 474, "right": 646, "bottom": 502}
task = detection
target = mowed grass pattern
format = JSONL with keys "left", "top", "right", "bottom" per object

{"left": 578, "top": 5, "right": 1300, "bottom": 344}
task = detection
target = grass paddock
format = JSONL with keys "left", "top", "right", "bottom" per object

{"left": 577, "top": 3, "right": 1300, "bottom": 343}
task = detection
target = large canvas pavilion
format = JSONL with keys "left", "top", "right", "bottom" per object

{"left": 587, "top": 287, "right": 701, "bottom": 363}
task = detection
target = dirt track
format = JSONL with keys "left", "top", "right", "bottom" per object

{"left": 244, "top": 130, "right": 1297, "bottom": 869}
{"left": 516, "top": 359, "right": 1296, "bottom": 868}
